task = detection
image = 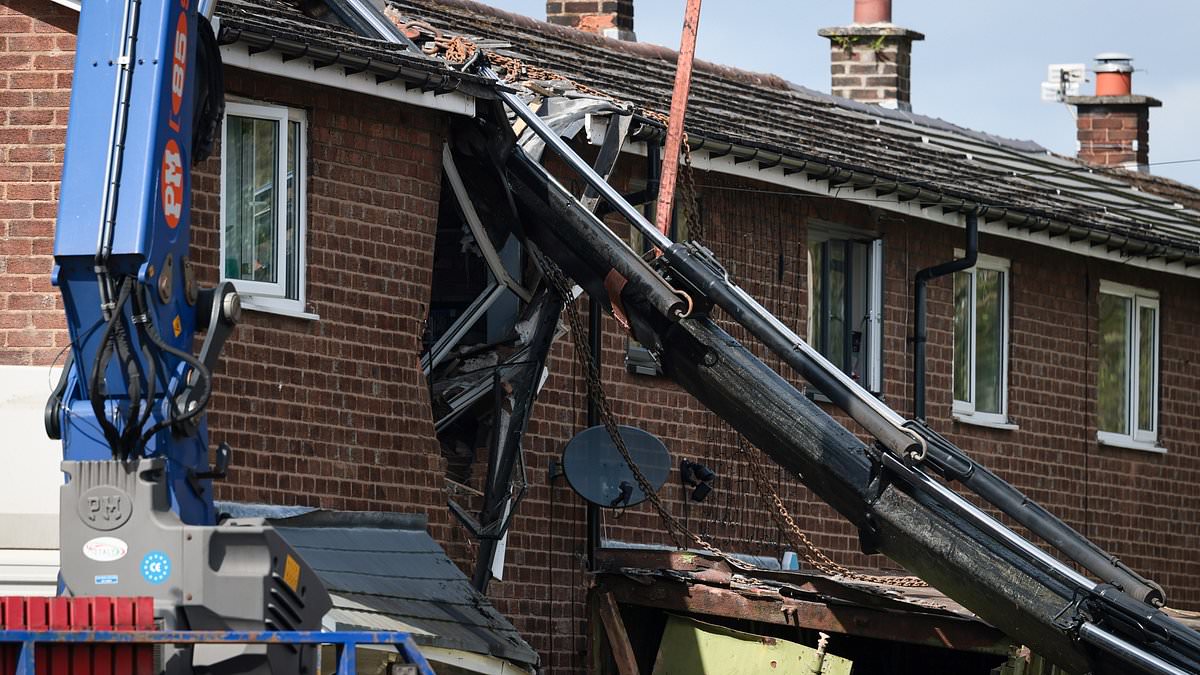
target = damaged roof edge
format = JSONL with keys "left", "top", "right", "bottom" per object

{"left": 215, "top": 20, "right": 489, "bottom": 116}
{"left": 619, "top": 118, "right": 1200, "bottom": 277}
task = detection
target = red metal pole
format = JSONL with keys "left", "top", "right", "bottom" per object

{"left": 654, "top": 0, "right": 703, "bottom": 237}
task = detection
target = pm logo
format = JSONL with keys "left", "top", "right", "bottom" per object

{"left": 161, "top": 138, "right": 183, "bottom": 228}
{"left": 77, "top": 486, "right": 133, "bottom": 531}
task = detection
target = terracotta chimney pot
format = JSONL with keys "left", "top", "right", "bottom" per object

{"left": 854, "top": 0, "right": 891, "bottom": 24}
{"left": 1094, "top": 52, "right": 1134, "bottom": 97}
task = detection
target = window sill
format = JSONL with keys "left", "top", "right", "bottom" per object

{"left": 1097, "top": 433, "right": 1166, "bottom": 454}
{"left": 240, "top": 296, "right": 320, "bottom": 321}
{"left": 952, "top": 413, "right": 1019, "bottom": 431}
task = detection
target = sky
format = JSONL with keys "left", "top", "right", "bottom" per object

{"left": 483, "top": 1, "right": 1200, "bottom": 186}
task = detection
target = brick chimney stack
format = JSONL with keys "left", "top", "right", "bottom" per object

{"left": 547, "top": 1, "right": 635, "bottom": 41}
{"left": 1065, "top": 54, "right": 1161, "bottom": 173}
{"left": 819, "top": 0, "right": 923, "bottom": 111}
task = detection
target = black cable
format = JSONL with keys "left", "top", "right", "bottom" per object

{"left": 111, "top": 285, "right": 146, "bottom": 457}
{"left": 128, "top": 286, "right": 160, "bottom": 458}
{"left": 87, "top": 279, "right": 134, "bottom": 457}
{"left": 136, "top": 284, "right": 212, "bottom": 447}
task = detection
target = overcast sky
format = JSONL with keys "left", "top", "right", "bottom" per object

{"left": 483, "top": 1, "right": 1200, "bottom": 186}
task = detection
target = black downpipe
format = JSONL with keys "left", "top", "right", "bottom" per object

{"left": 585, "top": 299, "right": 602, "bottom": 569}
{"left": 913, "top": 211, "right": 978, "bottom": 421}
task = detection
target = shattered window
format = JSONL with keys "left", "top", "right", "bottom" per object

{"left": 221, "top": 101, "right": 308, "bottom": 316}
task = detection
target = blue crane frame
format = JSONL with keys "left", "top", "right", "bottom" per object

{"left": 53, "top": 0, "right": 215, "bottom": 525}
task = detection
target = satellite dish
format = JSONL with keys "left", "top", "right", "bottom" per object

{"left": 561, "top": 425, "right": 671, "bottom": 509}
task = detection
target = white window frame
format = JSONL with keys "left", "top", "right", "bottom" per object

{"left": 1097, "top": 280, "right": 1161, "bottom": 451}
{"left": 806, "top": 222, "right": 884, "bottom": 394}
{"left": 951, "top": 253, "right": 1013, "bottom": 428}
{"left": 219, "top": 100, "right": 313, "bottom": 319}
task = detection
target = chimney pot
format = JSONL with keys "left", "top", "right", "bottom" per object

{"left": 854, "top": 0, "right": 891, "bottom": 24}
{"left": 1094, "top": 52, "right": 1134, "bottom": 97}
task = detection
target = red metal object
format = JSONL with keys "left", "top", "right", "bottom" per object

{"left": 0, "top": 597, "right": 155, "bottom": 675}
{"left": 1096, "top": 71, "right": 1132, "bottom": 96}
{"left": 47, "top": 599, "right": 68, "bottom": 675}
{"left": 854, "top": 0, "right": 891, "bottom": 24}
{"left": 653, "top": 0, "right": 703, "bottom": 239}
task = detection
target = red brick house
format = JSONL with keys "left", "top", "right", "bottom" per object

{"left": 2, "top": 0, "right": 1199, "bottom": 671}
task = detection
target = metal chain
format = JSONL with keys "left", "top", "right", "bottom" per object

{"left": 735, "top": 437, "right": 928, "bottom": 587}
{"left": 678, "top": 137, "right": 703, "bottom": 243}
{"left": 537, "top": 253, "right": 762, "bottom": 570}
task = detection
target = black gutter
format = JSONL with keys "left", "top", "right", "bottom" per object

{"left": 625, "top": 122, "right": 1200, "bottom": 266}
{"left": 912, "top": 210, "right": 977, "bottom": 421}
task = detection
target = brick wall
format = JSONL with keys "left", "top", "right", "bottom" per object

{"left": 0, "top": 0, "right": 74, "bottom": 365}
{"left": 1075, "top": 105, "right": 1151, "bottom": 169}
{"left": 190, "top": 68, "right": 456, "bottom": 542}
{"left": 819, "top": 26, "right": 922, "bottom": 111}
{"left": 545, "top": 0, "right": 634, "bottom": 39}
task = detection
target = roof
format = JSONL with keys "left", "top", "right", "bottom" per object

{"left": 221, "top": 505, "right": 539, "bottom": 669}
{"left": 382, "top": 0, "right": 1200, "bottom": 267}
{"left": 213, "top": 0, "right": 495, "bottom": 99}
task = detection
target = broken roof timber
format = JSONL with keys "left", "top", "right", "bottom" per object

{"left": 594, "top": 547, "right": 1013, "bottom": 656}
{"left": 597, "top": 574, "right": 1013, "bottom": 656}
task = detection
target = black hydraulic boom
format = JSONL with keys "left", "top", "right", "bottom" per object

{"left": 462, "top": 67, "right": 1200, "bottom": 675}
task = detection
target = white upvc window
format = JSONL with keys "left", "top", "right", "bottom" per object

{"left": 220, "top": 101, "right": 311, "bottom": 318}
{"left": 1097, "top": 281, "right": 1161, "bottom": 451}
{"left": 952, "top": 253, "right": 1011, "bottom": 427}
{"left": 806, "top": 224, "right": 884, "bottom": 394}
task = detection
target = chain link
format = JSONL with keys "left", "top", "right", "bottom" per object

{"left": 735, "top": 437, "right": 928, "bottom": 587}
{"left": 678, "top": 137, "right": 703, "bottom": 243}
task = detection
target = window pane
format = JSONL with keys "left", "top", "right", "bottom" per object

{"left": 827, "top": 242, "right": 846, "bottom": 368}
{"left": 807, "top": 242, "right": 822, "bottom": 349}
{"left": 953, "top": 271, "right": 970, "bottom": 403}
{"left": 286, "top": 120, "right": 301, "bottom": 301}
{"left": 1137, "top": 305, "right": 1156, "bottom": 432}
{"left": 224, "top": 115, "right": 279, "bottom": 285}
{"left": 975, "top": 269, "right": 1003, "bottom": 414}
{"left": 1098, "top": 293, "right": 1130, "bottom": 434}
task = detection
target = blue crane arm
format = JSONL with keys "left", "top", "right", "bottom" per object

{"left": 50, "top": 0, "right": 228, "bottom": 526}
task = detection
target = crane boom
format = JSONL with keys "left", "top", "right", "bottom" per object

{"left": 462, "top": 66, "right": 1200, "bottom": 675}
